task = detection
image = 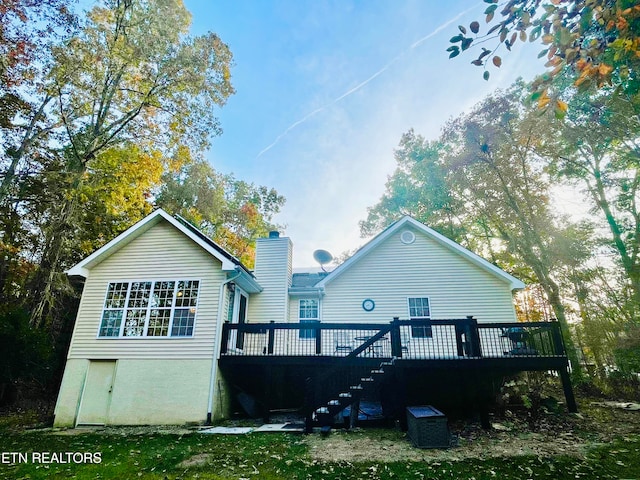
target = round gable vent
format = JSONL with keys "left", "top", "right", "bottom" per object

{"left": 400, "top": 230, "right": 415, "bottom": 244}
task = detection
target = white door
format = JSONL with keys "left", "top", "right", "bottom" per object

{"left": 77, "top": 360, "right": 116, "bottom": 425}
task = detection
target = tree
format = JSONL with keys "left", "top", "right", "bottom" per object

{"left": 364, "top": 83, "right": 592, "bottom": 372}
{"left": 449, "top": 0, "right": 640, "bottom": 110}
{"left": 9, "top": 0, "right": 235, "bottom": 327}
{"left": 360, "top": 131, "right": 466, "bottom": 243}
{"left": 0, "top": 0, "right": 74, "bottom": 89}
{"left": 540, "top": 85, "right": 640, "bottom": 319}
{"left": 0, "top": 0, "right": 76, "bottom": 242}
{"left": 156, "top": 160, "right": 285, "bottom": 268}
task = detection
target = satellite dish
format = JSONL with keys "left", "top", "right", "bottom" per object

{"left": 313, "top": 249, "right": 333, "bottom": 272}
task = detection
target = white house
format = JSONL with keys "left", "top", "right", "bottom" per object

{"left": 53, "top": 208, "right": 528, "bottom": 427}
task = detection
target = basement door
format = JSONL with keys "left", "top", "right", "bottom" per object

{"left": 77, "top": 360, "right": 116, "bottom": 426}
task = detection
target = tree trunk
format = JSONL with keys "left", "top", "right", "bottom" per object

{"left": 0, "top": 96, "right": 53, "bottom": 205}
{"left": 590, "top": 161, "right": 640, "bottom": 318}
{"left": 536, "top": 274, "right": 583, "bottom": 378}
{"left": 29, "top": 170, "right": 84, "bottom": 328}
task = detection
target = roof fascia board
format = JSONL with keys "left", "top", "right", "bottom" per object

{"left": 316, "top": 216, "right": 525, "bottom": 290}
{"left": 66, "top": 209, "right": 237, "bottom": 277}
{"left": 288, "top": 287, "right": 325, "bottom": 297}
{"left": 233, "top": 269, "right": 263, "bottom": 293}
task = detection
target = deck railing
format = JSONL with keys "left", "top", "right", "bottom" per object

{"left": 220, "top": 317, "right": 566, "bottom": 360}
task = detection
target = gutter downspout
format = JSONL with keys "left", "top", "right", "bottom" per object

{"left": 206, "top": 267, "right": 242, "bottom": 424}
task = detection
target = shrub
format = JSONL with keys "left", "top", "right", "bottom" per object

{"left": 0, "top": 308, "right": 54, "bottom": 406}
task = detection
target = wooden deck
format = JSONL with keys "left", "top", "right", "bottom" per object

{"left": 218, "top": 318, "right": 576, "bottom": 429}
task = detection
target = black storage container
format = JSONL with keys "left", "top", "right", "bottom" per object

{"left": 406, "top": 405, "right": 449, "bottom": 448}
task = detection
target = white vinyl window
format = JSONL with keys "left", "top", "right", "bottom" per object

{"left": 299, "top": 298, "right": 319, "bottom": 339}
{"left": 408, "top": 297, "right": 432, "bottom": 338}
{"left": 99, "top": 280, "right": 199, "bottom": 338}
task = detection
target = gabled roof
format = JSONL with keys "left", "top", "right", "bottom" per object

{"left": 66, "top": 209, "right": 259, "bottom": 292}
{"left": 315, "top": 216, "right": 525, "bottom": 291}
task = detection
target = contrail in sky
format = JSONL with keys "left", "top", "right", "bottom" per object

{"left": 256, "top": 7, "right": 477, "bottom": 158}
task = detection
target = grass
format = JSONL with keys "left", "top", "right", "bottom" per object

{"left": 0, "top": 423, "right": 639, "bottom": 480}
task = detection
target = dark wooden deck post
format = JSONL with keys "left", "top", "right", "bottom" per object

{"left": 396, "top": 365, "right": 408, "bottom": 431}
{"left": 467, "top": 316, "right": 482, "bottom": 357}
{"left": 559, "top": 369, "right": 577, "bottom": 412}
{"left": 267, "top": 321, "right": 275, "bottom": 354}
{"left": 390, "top": 317, "right": 402, "bottom": 358}
{"left": 454, "top": 321, "right": 465, "bottom": 357}
{"left": 551, "top": 321, "right": 578, "bottom": 412}
{"left": 236, "top": 322, "right": 245, "bottom": 350}
{"left": 349, "top": 399, "right": 360, "bottom": 429}
{"left": 315, "top": 323, "right": 322, "bottom": 354}
{"left": 263, "top": 366, "right": 273, "bottom": 423}
{"left": 304, "top": 377, "right": 314, "bottom": 433}
{"left": 220, "top": 321, "right": 230, "bottom": 355}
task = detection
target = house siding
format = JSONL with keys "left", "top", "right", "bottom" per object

{"left": 106, "top": 359, "right": 211, "bottom": 425}
{"left": 53, "top": 358, "right": 89, "bottom": 426}
{"left": 248, "top": 237, "right": 292, "bottom": 323}
{"left": 53, "top": 359, "right": 212, "bottom": 426}
{"left": 66, "top": 221, "right": 225, "bottom": 360}
{"left": 320, "top": 226, "right": 517, "bottom": 324}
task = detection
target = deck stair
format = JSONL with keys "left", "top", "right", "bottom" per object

{"left": 312, "top": 358, "right": 394, "bottom": 429}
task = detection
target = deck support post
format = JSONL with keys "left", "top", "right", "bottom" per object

{"left": 466, "top": 316, "right": 482, "bottom": 357}
{"left": 479, "top": 407, "right": 491, "bottom": 430}
{"left": 263, "top": 366, "right": 273, "bottom": 423}
{"left": 396, "top": 365, "right": 408, "bottom": 431}
{"left": 559, "top": 367, "right": 578, "bottom": 413}
{"left": 304, "top": 377, "right": 313, "bottom": 433}
{"left": 267, "top": 321, "right": 275, "bottom": 354}
{"left": 550, "top": 320, "right": 578, "bottom": 413}
{"left": 220, "top": 321, "right": 230, "bottom": 355}
{"left": 315, "top": 325, "right": 322, "bottom": 354}
{"left": 454, "top": 323, "right": 465, "bottom": 357}
{"left": 236, "top": 322, "right": 245, "bottom": 350}
{"left": 390, "top": 317, "right": 402, "bottom": 358}
{"left": 349, "top": 399, "right": 360, "bottom": 429}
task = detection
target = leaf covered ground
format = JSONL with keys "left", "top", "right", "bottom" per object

{"left": 0, "top": 400, "right": 639, "bottom": 479}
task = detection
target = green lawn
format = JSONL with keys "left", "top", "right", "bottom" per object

{"left": 0, "top": 425, "right": 639, "bottom": 480}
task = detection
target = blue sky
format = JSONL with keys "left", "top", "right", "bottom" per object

{"left": 183, "top": 0, "right": 546, "bottom": 268}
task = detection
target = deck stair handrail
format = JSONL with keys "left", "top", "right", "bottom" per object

{"left": 305, "top": 358, "right": 393, "bottom": 433}
{"left": 303, "top": 323, "right": 394, "bottom": 432}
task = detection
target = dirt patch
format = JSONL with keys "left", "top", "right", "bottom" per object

{"left": 305, "top": 429, "right": 591, "bottom": 463}
{"left": 591, "top": 401, "right": 640, "bottom": 411}
{"left": 304, "top": 403, "right": 640, "bottom": 463}
{"left": 177, "top": 453, "right": 213, "bottom": 468}
{"left": 47, "top": 425, "right": 195, "bottom": 436}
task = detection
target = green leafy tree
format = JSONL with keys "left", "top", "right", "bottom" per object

{"left": 0, "top": 0, "right": 235, "bottom": 327}
{"left": 17, "top": 0, "right": 235, "bottom": 327}
{"left": 0, "top": 0, "right": 74, "bottom": 89}
{"left": 156, "top": 160, "right": 285, "bottom": 268}
{"left": 444, "top": 86, "right": 590, "bottom": 370}
{"left": 449, "top": 0, "right": 640, "bottom": 113}
{"left": 0, "top": 0, "right": 76, "bottom": 203}
{"left": 361, "top": 130, "right": 467, "bottom": 243}
{"left": 365, "top": 84, "right": 592, "bottom": 372}
{"left": 540, "top": 86, "right": 640, "bottom": 319}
